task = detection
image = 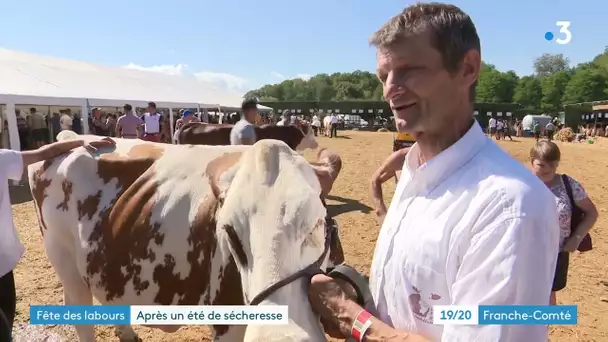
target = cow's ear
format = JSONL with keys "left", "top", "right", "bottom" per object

{"left": 206, "top": 152, "right": 242, "bottom": 200}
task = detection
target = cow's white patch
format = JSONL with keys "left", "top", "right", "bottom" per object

{"left": 216, "top": 140, "right": 328, "bottom": 342}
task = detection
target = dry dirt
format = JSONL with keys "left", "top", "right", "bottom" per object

{"left": 9, "top": 131, "right": 608, "bottom": 341}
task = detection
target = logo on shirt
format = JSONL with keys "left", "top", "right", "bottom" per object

{"left": 409, "top": 286, "right": 441, "bottom": 324}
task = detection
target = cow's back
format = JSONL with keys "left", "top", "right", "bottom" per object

{"left": 28, "top": 139, "right": 249, "bottom": 307}
{"left": 178, "top": 122, "right": 233, "bottom": 145}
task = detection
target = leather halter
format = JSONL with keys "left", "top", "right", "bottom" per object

{"left": 247, "top": 217, "right": 336, "bottom": 306}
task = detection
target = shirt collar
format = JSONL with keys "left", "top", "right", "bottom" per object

{"left": 401, "top": 120, "right": 488, "bottom": 193}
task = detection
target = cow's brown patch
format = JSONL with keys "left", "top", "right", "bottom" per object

{"left": 85, "top": 148, "right": 163, "bottom": 301}
{"left": 205, "top": 152, "right": 243, "bottom": 198}
{"left": 56, "top": 179, "right": 73, "bottom": 211}
{"left": 152, "top": 194, "right": 224, "bottom": 305}
{"left": 31, "top": 159, "right": 54, "bottom": 236}
{"left": 77, "top": 191, "right": 102, "bottom": 221}
{"left": 211, "top": 257, "right": 243, "bottom": 337}
{"left": 126, "top": 144, "right": 165, "bottom": 159}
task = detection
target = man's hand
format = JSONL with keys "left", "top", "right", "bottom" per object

{"left": 83, "top": 137, "right": 116, "bottom": 152}
{"left": 308, "top": 274, "right": 357, "bottom": 338}
{"left": 374, "top": 202, "right": 387, "bottom": 218}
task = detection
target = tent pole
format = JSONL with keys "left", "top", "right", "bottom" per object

{"left": 169, "top": 108, "right": 175, "bottom": 144}
{"left": 5, "top": 102, "right": 21, "bottom": 185}
{"left": 82, "top": 99, "right": 90, "bottom": 134}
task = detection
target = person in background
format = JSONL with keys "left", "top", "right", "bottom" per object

{"left": 529, "top": 141, "right": 598, "bottom": 305}
{"left": 140, "top": 102, "right": 162, "bottom": 142}
{"left": 496, "top": 118, "right": 504, "bottom": 140}
{"left": 116, "top": 104, "right": 142, "bottom": 139}
{"left": 276, "top": 110, "right": 291, "bottom": 126}
{"left": 50, "top": 113, "right": 62, "bottom": 141}
{"left": 92, "top": 108, "right": 109, "bottom": 136}
{"left": 546, "top": 120, "right": 556, "bottom": 141}
{"left": 503, "top": 120, "right": 513, "bottom": 141}
{"left": 329, "top": 113, "right": 339, "bottom": 138}
{"left": 230, "top": 99, "right": 257, "bottom": 145}
{"left": 533, "top": 120, "right": 541, "bottom": 142}
{"left": 370, "top": 147, "right": 410, "bottom": 221}
{"left": 311, "top": 114, "right": 321, "bottom": 136}
{"left": 488, "top": 116, "right": 497, "bottom": 138}
{"left": 515, "top": 119, "right": 523, "bottom": 137}
{"left": 27, "top": 108, "right": 48, "bottom": 148}
{"left": 71, "top": 113, "right": 82, "bottom": 134}
{"left": 0, "top": 136, "right": 116, "bottom": 341}
{"left": 15, "top": 110, "right": 29, "bottom": 150}
{"left": 307, "top": 3, "right": 559, "bottom": 341}
{"left": 105, "top": 114, "right": 117, "bottom": 137}
{"left": 60, "top": 113, "right": 73, "bottom": 132}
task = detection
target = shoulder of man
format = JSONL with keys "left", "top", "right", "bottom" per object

{"left": 467, "top": 152, "right": 556, "bottom": 234}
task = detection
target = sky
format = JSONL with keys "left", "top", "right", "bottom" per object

{"left": 0, "top": 0, "right": 606, "bottom": 95}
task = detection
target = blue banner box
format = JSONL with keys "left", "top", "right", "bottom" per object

{"left": 30, "top": 305, "right": 130, "bottom": 325}
{"left": 478, "top": 305, "right": 577, "bottom": 325}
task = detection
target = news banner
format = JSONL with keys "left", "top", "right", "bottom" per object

{"left": 29, "top": 305, "right": 576, "bottom": 326}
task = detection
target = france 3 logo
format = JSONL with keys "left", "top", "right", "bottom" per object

{"left": 544, "top": 21, "right": 571, "bottom": 45}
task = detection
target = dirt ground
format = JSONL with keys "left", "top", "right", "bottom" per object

{"left": 9, "top": 131, "right": 608, "bottom": 341}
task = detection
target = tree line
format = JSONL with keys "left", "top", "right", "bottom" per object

{"left": 245, "top": 48, "right": 608, "bottom": 114}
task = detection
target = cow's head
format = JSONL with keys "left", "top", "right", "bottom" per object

{"left": 295, "top": 123, "right": 319, "bottom": 152}
{"left": 210, "top": 140, "right": 329, "bottom": 341}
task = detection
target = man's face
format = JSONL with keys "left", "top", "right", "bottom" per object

{"left": 376, "top": 32, "right": 477, "bottom": 135}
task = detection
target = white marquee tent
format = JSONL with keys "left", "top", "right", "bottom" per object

{"left": 0, "top": 47, "right": 270, "bottom": 153}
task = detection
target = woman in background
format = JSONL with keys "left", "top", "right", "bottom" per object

{"left": 529, "top": 141, "right": 598, "bottom": 305}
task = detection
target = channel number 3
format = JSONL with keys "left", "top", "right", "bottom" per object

{"left": 555, "top": 21, "right": 572, "bottom": 45}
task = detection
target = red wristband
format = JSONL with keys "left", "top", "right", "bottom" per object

{"left": 351, "top": 310, "right": 373, "bottom": 341}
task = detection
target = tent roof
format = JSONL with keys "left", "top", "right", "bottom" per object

{"left": 0, "top": 48, "right": 270, "bottom": 110}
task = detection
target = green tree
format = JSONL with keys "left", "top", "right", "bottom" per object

{"left": 513, "top": 76, "right": 542, "bottom": 109}
{"left": 533, "top": 53, "right": 570, "bottom": 77}
{"left": 562, "top": 64, "right": 608, "bottom": 104}
{"left": 540, "top": 70, "right": 571, "bottom": 113}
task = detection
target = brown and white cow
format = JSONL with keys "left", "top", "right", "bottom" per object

{"left": 176, "top": 122, "right": 318, "bottom": 152}
{"left": 28, "top": 135, "right": 344, "bottom": 342}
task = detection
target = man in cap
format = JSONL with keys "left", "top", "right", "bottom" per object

{"left": 230, "top": 99, "right": 257, "bottom": 145}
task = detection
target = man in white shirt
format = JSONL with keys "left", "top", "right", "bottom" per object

{"left": 307, "top": 3, "right": 559, "bottom": 342}
{"left": 0, "top": 137, "right": 115, "bottom": 339}
{"left": 488, "top": 117, "right": 497, "bottom": 138}
{"left": 141, "top": 102, "right": 162, "bottom": 142}
{"left": 329, "top": 113, "right": 338, "bottom": 138}
{"left": 230, "top": 99, "right": 257, "bottom": 145}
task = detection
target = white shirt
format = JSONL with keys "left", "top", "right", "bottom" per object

{"left": 0, "top": 149, "right": 25, "bottom": 277}
{"left": 369, "top": 121, "right": 559, "bottom": 342}
{"left": 496, "top": 121, "right": 504, "bottom": 129}
{"left": 330, "top": 115, "right": 338, "bottom": 124}
{"left": 488, "top": 117, "right": 497, "bottom": 128}
{"left": 546, "top": 122, "right": 555, "bottom": 131}
{"left": 276, "top": 119, "right": 287, "bottom": 126}
{"left": 142, "top": 112, "right": 161, "bottom": 133}
{"left": 60, "top": 114, "right": 73, "bottom": 130}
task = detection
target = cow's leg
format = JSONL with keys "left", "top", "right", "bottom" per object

{"left": 212, "top": 325, "right": 246, "bottom": 342}
{"left": 44, "top": 237, "right": 95, "bottom": 342}
{"left": 114, "top": 324, "right": 140, "bottom": 342}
